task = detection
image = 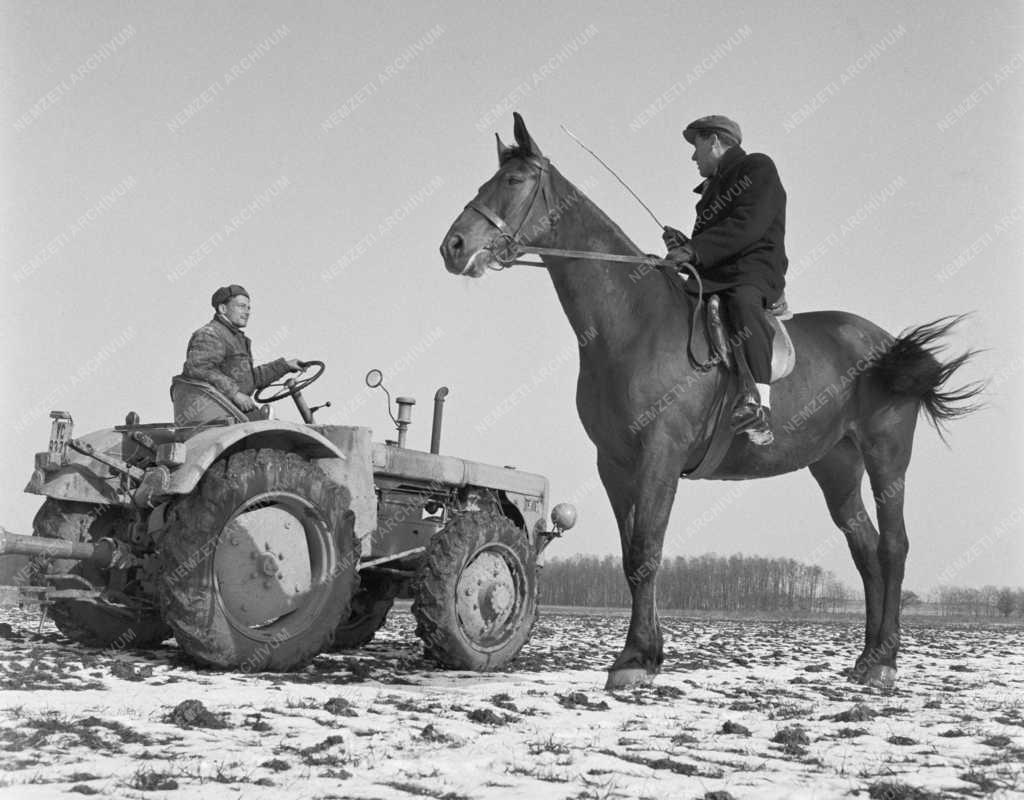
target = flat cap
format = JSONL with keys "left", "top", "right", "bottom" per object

{"left": 211, "top": 284, "right": 249, "bottom": 308}
{"left": 682, "top": 115, "right": 742, "bottom": 145}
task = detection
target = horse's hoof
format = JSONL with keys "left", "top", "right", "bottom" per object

{"left": 865, "top": 665, "right": 897, "bottom": 689}
{"left": 604, "top": 668, "right": 655, "bottom": 690}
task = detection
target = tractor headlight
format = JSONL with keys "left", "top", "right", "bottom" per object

{"left": 551, "top": 503, "right": 577, "bottom": 533}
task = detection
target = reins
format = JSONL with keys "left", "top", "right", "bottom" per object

{"left": 490, "top": 245, "right": 678, "bottom": 270}
{"left": 464, "top": 154, "right": 717, "bottom": 372}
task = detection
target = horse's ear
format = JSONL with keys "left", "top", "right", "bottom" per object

{"left": 496, "top": 133, "right": 515, "bottom": 163}
{"left": 512, "top": 112, "right": 543, "bottom": 157}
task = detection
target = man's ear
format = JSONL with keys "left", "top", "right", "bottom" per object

{"left": 710, "top": 133, "right": 733, "bottom": 152}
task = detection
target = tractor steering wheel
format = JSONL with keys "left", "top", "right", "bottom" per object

{"left": 254, "top": 360, "right": 325, "bottom": 404}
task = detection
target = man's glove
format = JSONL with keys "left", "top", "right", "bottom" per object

{"left": 666, "top": 241, "right": 696, "bottom": 266}
{"left": 662, "top": 225, "right": 690, "bottom": 249}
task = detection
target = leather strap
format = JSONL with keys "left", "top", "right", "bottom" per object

{"left": 681, "top": 375, "right": 737, "bottom": 479}
{"left": 466, "top": 199, "right": 514, "bottom": 236}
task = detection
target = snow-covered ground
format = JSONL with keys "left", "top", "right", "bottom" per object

{"left": 1, "top": 607, "right": 1022, "bottom": 799}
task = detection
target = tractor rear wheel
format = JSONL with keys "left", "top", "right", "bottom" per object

{"left": 413, "top": 510, "right": 538, "bottom": 670}
{"left": 32, "top": 498, "right": 170, "bottom": 649}
{"left": 158, "top": 449, "right": 357, "bottom": 671}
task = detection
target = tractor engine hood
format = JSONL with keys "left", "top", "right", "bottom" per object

{"left": 371, "top": 443, "right": 548, "bottom": 499}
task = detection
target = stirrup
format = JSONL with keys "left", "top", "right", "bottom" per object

{"left": 729, "top": 393, "right": 760, "bottom": 431}
{"left": 735, "top": 405, "right": 773, "bottom": 446}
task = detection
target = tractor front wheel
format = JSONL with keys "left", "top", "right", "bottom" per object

{"left": 413, "top": 510, "right": 538, "bottom": 670}
{"left": 157, "top": 449, "right": 357, "bottom": 671}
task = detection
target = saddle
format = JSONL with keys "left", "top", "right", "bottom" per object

{"left": 680, "top": 290, "right": 795, "bottom": 480}
{"left": 703, "top": 292, "right": 795, "bottom": 381}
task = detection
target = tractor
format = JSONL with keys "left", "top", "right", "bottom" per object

{"left": 0, "top": 362, "right": 576, "bottom": 672}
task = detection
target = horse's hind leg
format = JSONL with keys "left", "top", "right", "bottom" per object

{"left": 859, "top": 416, "right": 914, "bottom": 689}
{"left": 809, "top": 437, "right": 886, "bottom": 680}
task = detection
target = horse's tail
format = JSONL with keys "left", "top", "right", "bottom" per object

{"left": 869, "top": 314, "right": 985, "bottom": 441}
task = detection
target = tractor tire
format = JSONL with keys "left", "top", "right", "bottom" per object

{"left": 331, "top": 586, "right": 394, "bottom": 650}
{"left": 32, "top": 498, "right": 171, "bottom": 649}
{"left": 158, "top": 449, "right": 357, "bottom": 671}
{"left": 412, "top": 510, "right": 538, "bottom": 670}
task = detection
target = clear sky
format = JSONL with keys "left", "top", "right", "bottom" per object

{"left": 2, "top": 0, "right": 1021, "bottom": 593}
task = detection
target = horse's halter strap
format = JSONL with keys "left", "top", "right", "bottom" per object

{"left": 465, "top": 154, "right": 555, "bottom": 269}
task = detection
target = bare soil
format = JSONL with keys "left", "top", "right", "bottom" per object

{"left": 0, "top": 607, "right": 1021, "bottom": 799}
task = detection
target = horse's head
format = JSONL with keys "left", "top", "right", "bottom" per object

{"left": 441, "top": 113, "right": 557, "bottom": 277}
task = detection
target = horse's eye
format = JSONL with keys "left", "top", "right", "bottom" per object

{"left": 507, "top": 175, "right": 525, "bottom": 185}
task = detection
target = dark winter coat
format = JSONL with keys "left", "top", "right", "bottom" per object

{"left": 688, "top": 146, "right": 788, "bottom": 300}
{"left": 175, "top": 315, "right": 290, "bottom": 398}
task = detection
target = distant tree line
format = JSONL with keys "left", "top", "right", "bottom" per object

{"left": 539, "top": 554, "right": 852, "bottom": 613}
{"left": 927, "top": 586, "right": 1024, "bottom": 618}
{"left": 538, "top": 555, "right": 1024, "bottom": 618}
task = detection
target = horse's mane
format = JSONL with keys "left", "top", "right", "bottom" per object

{"left": 541, "top": 156, "right": 646, "bottom": 258}
{"left": 498, "top": 146, "right": 530, "bottom": 163}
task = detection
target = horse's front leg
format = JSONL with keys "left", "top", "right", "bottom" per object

{"left": 598, "top": 445, "right": 682, "bottom": 690}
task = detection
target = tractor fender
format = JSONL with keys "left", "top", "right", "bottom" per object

{"left": 165, "top": 420, "right": 346, "bottom": 496}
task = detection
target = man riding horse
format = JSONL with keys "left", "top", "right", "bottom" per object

{"left": 663, "top": 115, "right": 787, "bottom": 446}
{"left": 441, "top": 113, "right": 980, "bottom": 690}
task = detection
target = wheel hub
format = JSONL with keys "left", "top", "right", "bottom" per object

{"left": 214, "top": 506, "right": 312, "bottom": 628}
{"left": 456, "top": 550, "right": 518, "bottom": 643}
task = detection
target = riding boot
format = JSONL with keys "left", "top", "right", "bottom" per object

{"left": 729, "top": 342, "right": 758, "bottom": 425}
{"left": 722, "top": 287, "right": 775, "bottom": 446}
{"left": 729, "top": 334, "right": 774, "bottom": 446}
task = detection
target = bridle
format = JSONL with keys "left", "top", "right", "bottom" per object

{"left": 463, "top": 153, "right": 558, "bottom": 270}
{"left": 462, "top": 153, "right": 716, "bottom": 372}
{"left": 465, "top": 154, "right": 687, "bottom": 272}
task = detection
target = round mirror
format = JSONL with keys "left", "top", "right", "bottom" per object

{"left": 365, "top": 369, "right": 383, "bottom": 388}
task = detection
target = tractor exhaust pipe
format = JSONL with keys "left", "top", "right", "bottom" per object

{"left": 430, "top": 386, "right": 449, "bottom": 454}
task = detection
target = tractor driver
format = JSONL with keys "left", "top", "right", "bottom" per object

{"left": 170, "top": 284, "right": 301, "bottom": 425}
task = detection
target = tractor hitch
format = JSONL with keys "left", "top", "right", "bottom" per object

{"left": 0, "top": 527, "right": 135, "bottom": 569}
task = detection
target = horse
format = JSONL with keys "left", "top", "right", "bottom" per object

{"left": 439, "top": 113, "right": 982, "bottom": 691}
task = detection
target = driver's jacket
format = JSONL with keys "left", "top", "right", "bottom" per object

{"left": 170, "top": 315, "right": 291, "bottom": 425}
{"left": 177, "top": 314, "right": 290, "bottom": 397}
